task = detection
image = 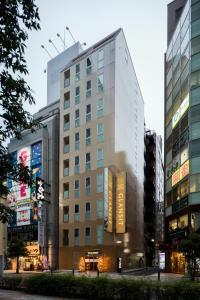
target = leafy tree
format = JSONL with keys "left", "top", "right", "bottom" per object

{"left": 179, "top": 233, "right": 200, "bottom": 280}
{"left": 0, "top": 0, "right": 40, "bottom": 221}
{"left": 7, "top": 237, "right": 29, "bottom": 273}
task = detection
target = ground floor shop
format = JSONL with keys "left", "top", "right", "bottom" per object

{"left": 9, "top": 242, "right": 49, "bottom": 271}
{"left": 59, "top": 246, "right": 144, "bottom": 272}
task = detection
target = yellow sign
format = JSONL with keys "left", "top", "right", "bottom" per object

{"left": 172, "top": 160, "right": 189, "bottom": 187}
{"left": 116, "top": 172, "right": 126, "bottom": 233}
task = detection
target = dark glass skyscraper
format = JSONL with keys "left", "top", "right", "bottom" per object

{"left": 165, "top": 0, "right": 200, "bottom": 273}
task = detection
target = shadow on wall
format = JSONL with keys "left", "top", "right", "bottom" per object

{"left": 113, "top": 151, "right": 144, "bottom": 268}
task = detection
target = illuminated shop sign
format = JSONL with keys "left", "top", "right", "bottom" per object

{"left": 172, "top": 95, "right": 189, "bottom": 129}
{"left": 172, "top": 160, "right": 189, "bottom": 187}
{"left": 36, "top": 177, "right": 45, "bottom": 201}
{"left": 159, "top": 252, "right": 165, "bottom": 270}
{"left": 104, "top": 168, "right": 113, "bottom": 232}
{"left": 116, "top": 172, "right": 126, "bottom": 234}
{"left": 17, "top": 206, "right": 30, "bottom": 226}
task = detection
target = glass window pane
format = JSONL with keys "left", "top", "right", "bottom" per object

{"left": 192, "top": 36, "right": 200, "bottom": 55}
{"left": 191, "top": 157, "right": 200, "bottom": 174}
{"left": 192, "top": 52, "right": 200, "bottom": 72}
{"left": 190, "top": 174, "right": 200, "bottom": 193}
{"left": 180, "top": 29, "right": 189, "bottom": 54}
{"left": 191, "top": 104, "right": 200, "bottom": 123}
{"left": 192, "top": 2, "right": 200, "bottom": 22}
{"left": 190, "top": 138, "right": 200, "bottom": 157}
{"left": 191, "top": 122, "right": 200, "bottom": 140}
{"left": 191, "top": 70, "right": 200, "bottom": 89}
{"left": 191, "top": 86, "right": 200, "bottom": 106}
{"left": 191, "top": 18, "right": 200, "bottom": 38}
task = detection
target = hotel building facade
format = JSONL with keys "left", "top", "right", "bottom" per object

{"left": 59, "top": 29, "right": 145, "bottom": 272}
{"left": 164, "top": 0, "right": 200, "bottom": 272}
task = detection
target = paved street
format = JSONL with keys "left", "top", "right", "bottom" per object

{"left": 0, "top": 289, "right": 82, "bottom": 300}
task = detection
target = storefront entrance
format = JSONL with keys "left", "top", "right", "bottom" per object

{"left": 170, "top": 251, "right": 185, "bottom": 273}
{"left": 85, "top": 257, "right": 98, "bottom": 271}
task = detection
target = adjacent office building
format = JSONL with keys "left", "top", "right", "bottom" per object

{"left": 144, "top": 130, "right": 164, "bottom": 267}
{"left": 164, "top": 0, "right": 200, "bottom": 272}
{"left": 7, "top": 101, "right": 59, "bottom": 270}
{"left": 59, "top": 28, "right": 145, "bottom": 272}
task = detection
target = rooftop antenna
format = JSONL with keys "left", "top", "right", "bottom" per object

{"left": 48, "top": 39, "right": 60, "bottom": 54}
{"left": 66, "top": 26, "right": 76, "bottom": 43}
{"left": 57, "top": 33, "right": 66, "bottom": 50}
{"left": 41, "top": 45, "right": 52, "bottom": 58}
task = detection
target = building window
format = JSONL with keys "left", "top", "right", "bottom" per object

{"left": 74, "top": 204, "right": 80, "bottom": 221}
{"left": 63, "top": 183, "right": 69, "bottom": 199}
{"left": 85, "top": 152, "right": 91, "bottom": 171}
{"left": 190, "top": 174, "right": 200, "bottom": 193}
{"left": 86, "top": 104, "right": 91, "bottom": 122}
{"left": 63, "top": 159, "right": 69, "bottom": 176}
{"left": 74, "top": 228, "right": 79, "bottom": 245}
{"left": 75, "top": 86, "right": 80, "bottom": 104}
{"left": 86, "top": 80, "right": 92, "bottom": 98}
{"left": 85, "top": 227, "right": 91, "bottom": 245}
{"left": 64, "top": 114, "right": 70, "bottom": 131}
{"left": 74, "top": 179, "right": 80, "bottom": 197}
{"left": 64, "top": 136, "right": 70, "bottom": 153}
{"left": 97, "top": 123, "right": 104, "bottom": 142}
{"left": 97, "top": 225, "right": 103, "bottom": 244}
{"left": 74, "top": 156, "right": 80, "bottom": 174}
{"left": 97, "top": 148, "right": 104, "bottom": 168}
{"left": 75, "top": 109, "right": 80, "bottom": 128}
{"left": 75, "top": 132, "right": 80, "bottom": 151}
{"left": 63, "top": 229, "right": 69, "bottom": 246}
{"left": 85, "top": 202, "right": 91, "bottom": 220}
{"left": 97, "top": 173, "right": 103, "bottom": 193}
{"left": 96, "top": 199, "right": 103, "bottom": 218}
{"left": 63, "top": 206, "right": 69, "bottom": 222}
{"left": 64, "top": 91, "right": 70, "bottom": 109}
{"left": 190, "top": 138, "right": 200, "bottom": 158}
{"left": 97, "top": 98, "right": 104, "bottom": 118}
{"left": 64, "top": 69, "right": 70, "bottom": 88}
{"left": 98, "top": 48, "right": 104, "bottom": 69}
{"left": 86, "top": 57, "right": 92, "bottom": 75}
{"left": 86, "top": 128, "right": 91, "bottom": 146}
{"left": 85, "top": 176, "right": 91, "bottom": 195}
{"left": 98, "top": 74, "right": 104, "bottom": 92}
{"left": 75, "top": 63, "right": 80, "bottom": 81}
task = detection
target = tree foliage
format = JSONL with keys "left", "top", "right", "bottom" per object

{"left": 179, "top": 233, "right": 200, "bottom": 280}
{"left": 0, "top": 0, "right": 40, "bottom": 221}
{"left": 7, "top": 237, "right": 29, "bottom": 273}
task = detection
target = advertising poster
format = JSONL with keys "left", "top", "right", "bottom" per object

{"left": 17, "top": 206, "right": 30, "bottom": 226}
{"left": 17, "top": 147, "right": 31, "bottom": 200}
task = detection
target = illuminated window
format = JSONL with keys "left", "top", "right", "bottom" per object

{"left": 178, "top": 214, "right": 188, "bottom": 228}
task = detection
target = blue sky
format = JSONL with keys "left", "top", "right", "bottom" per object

{"left": 25, "top": 0, "right": 172, "bottom": 138}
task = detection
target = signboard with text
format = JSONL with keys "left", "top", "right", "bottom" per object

{"left": 104, "top": 168, "right": 113, "bottom": 232}
{"left": 116, "top": 172, "right": 126, "bottom": 233}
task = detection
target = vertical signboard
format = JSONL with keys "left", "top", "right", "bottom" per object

{"left": 116, "top": 172, "right": 126, "bottom": 233}
{"left": 18, "top": 147, "right": 31, "bottom": 200}
{"left": 104, "top": 168, "right": 113, "bottom": 232}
